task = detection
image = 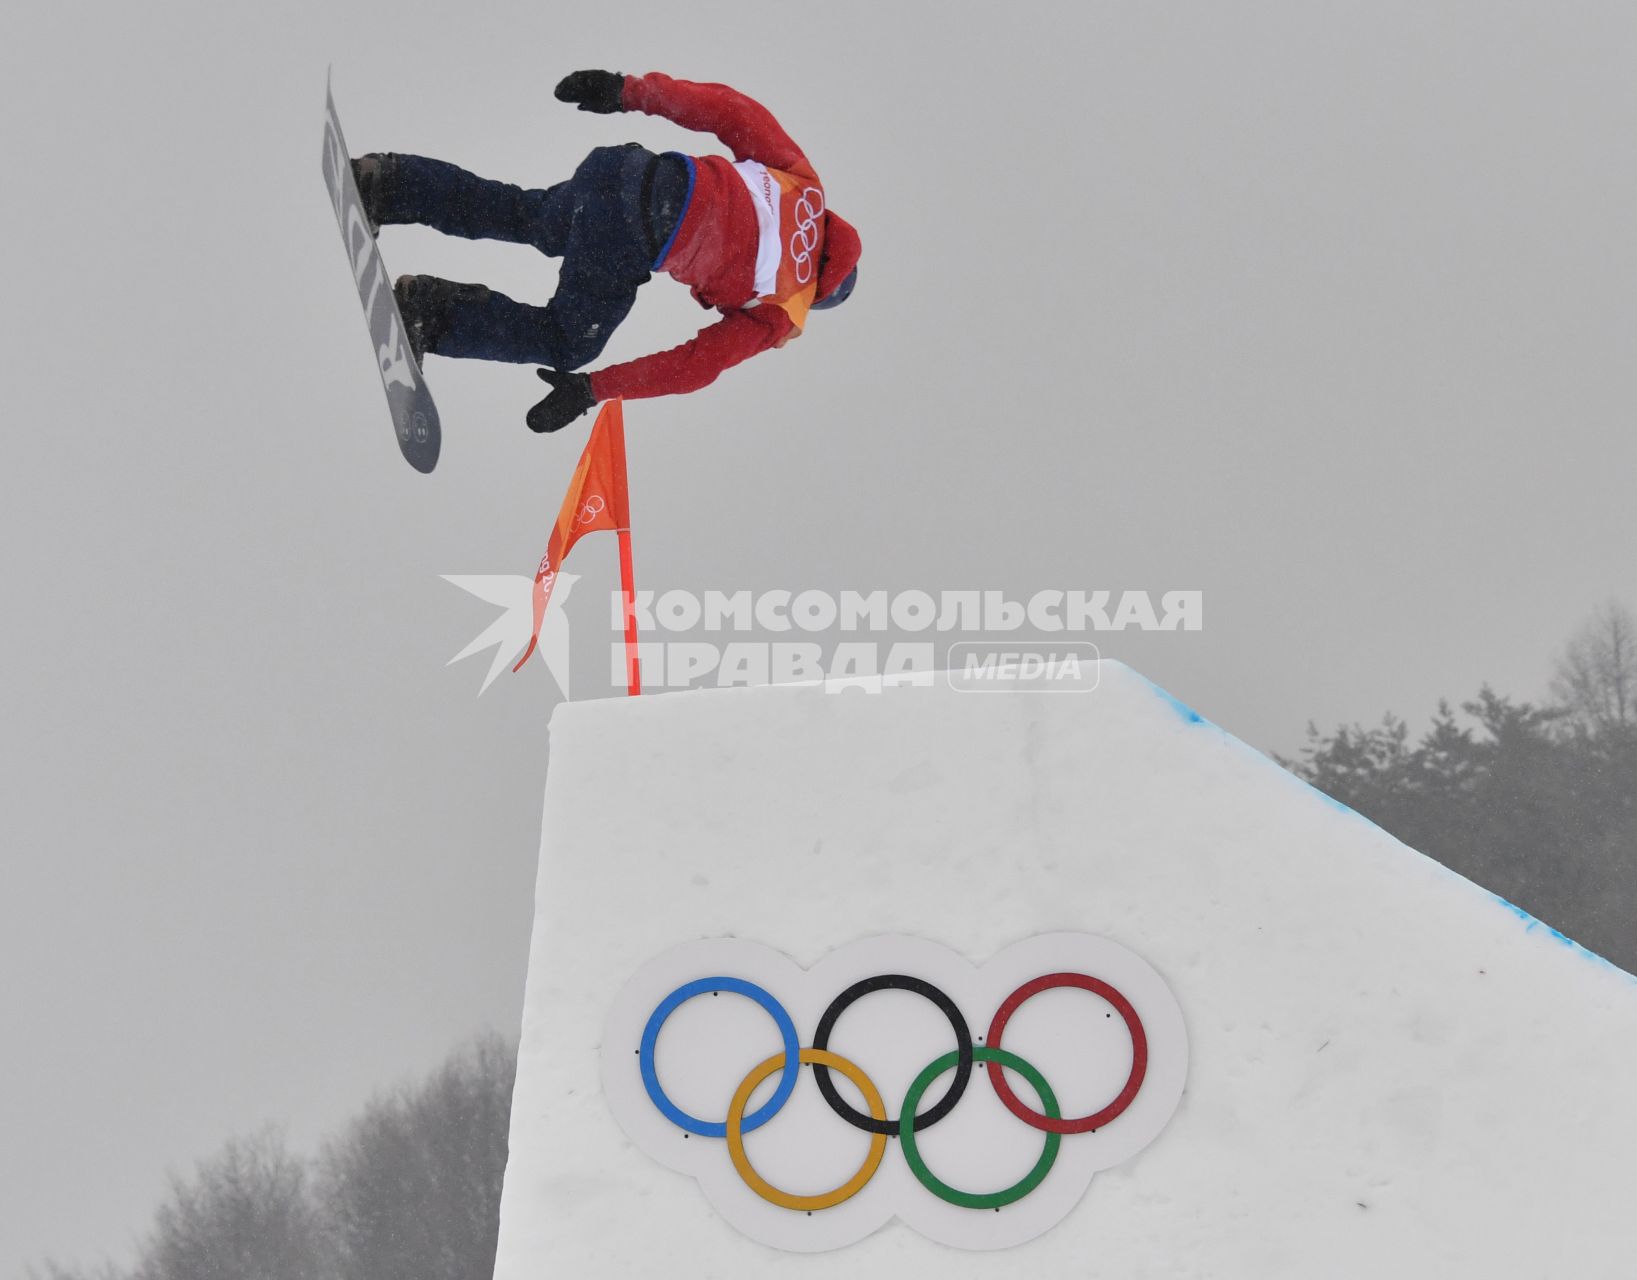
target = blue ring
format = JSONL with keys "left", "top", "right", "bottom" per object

{"left": 639, "top": 976, "right": 800, "bottom": 1137}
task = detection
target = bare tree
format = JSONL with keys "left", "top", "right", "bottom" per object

{"left": 26, "top": 1261, "right": 127, "bottom": 1280}
{"left": 130, "top": 1129, "right": 332, "bottom": 1280}
{"left": 29, "top": 1037, "right": 516, "bottom": 1280}
{"left": 319, "top": 1034, "right": 515, "bottom": 1280}
{"left": 1552, "top": 600, "right": 1637, "bottom": 734}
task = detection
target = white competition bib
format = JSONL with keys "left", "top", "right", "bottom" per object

{"left": 732, "top": 160, "right": 782, "bottom": 298}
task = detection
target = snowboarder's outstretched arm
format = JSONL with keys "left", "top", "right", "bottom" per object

{"left": 592, "top": 306, "right": 795, "bottom": 400}
{"left": 527, "top": 307, "right": 795, "bottom": 431}
{"left": 557, "top": 70, "right": 813, "bottom": 176}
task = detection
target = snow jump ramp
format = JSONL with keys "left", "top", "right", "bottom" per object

{"left": 494, "top": 662, "right": 1637, "bottom": 1278}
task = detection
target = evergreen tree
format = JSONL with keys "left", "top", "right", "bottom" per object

{"left": 1290, "top": 606, "right": 1637, "bottom": 971}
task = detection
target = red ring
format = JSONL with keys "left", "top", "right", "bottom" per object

{"left": 985, "top": 972, "right": 1148, "bottom": 1135}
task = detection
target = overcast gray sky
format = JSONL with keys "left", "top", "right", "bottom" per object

{"left": 3, "top": 0, "right": 1634, "bottom": 1270}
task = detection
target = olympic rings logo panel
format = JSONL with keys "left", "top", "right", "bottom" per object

{"left": 600, "top": 934, "right": 1187, "bottom": 1253}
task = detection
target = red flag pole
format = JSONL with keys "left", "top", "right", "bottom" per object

{"left": 618, "top": 527, "right": 640, "bottom": 696}
{"left": 608, "top": 406, "right": 640, "bottom": 697}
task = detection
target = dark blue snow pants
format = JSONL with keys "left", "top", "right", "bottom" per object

{"left": 380, "top": 145, "right": 664, "bottom": 370}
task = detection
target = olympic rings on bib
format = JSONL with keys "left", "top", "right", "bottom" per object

{"left": 790, "top": 187, "right": 825, "bottom": 284}
{"left": 635, "top": 969, "right": 1147, "bottom": 1212}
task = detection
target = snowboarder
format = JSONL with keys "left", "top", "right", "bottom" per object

{"left": 350, "top": 70, "right": 861, "bottom": 435}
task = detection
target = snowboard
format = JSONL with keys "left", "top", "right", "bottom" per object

{"left": 321, "top": 75, "right": 441, "bottom": 473}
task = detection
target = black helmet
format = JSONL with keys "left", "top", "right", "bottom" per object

{"left": 811, "top": 266, "right": 858, "bottom": 311}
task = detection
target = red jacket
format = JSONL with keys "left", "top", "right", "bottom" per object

{"left": 587, "top": 73, "right": 861, "bottom": 402}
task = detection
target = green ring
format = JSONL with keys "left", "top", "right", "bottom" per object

{"left": 899, "top": 1046, "right": 1062, "bottom": 1210}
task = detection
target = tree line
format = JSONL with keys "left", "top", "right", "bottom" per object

{"left": 1285, "top": 600, "right": 1637, "bottom": 971}
{"left": 35, "top": 1035, "right": 514, "bottom": 1280}
{"left": 36, "top": 603, "right": 1636, "bottom": 1277}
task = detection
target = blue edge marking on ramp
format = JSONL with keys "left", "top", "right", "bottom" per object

{"left": 1130, "top": 667, "right": 1634, "bottom": 983}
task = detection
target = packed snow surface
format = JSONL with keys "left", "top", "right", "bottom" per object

{"left": 494, "top": 663, "right": 1637, "bottom": 1279}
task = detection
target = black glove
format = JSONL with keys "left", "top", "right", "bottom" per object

{"left": 527, "top": 368, "right": 597, "bottom": 433}
{"left": 554, "top": 70, "right": 625, "bottom": 114}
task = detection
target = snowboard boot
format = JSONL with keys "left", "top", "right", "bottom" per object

{"left": 350, "top": 153, "right": 399, "bottom": 237}
{"left": 393, "top": 275, "right": 492, "bottom": 364}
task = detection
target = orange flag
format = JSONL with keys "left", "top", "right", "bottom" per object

{"left": 513, "top": 400, "right": 633, "bottom": 675}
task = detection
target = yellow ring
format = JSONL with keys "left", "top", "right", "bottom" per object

{"left": 725, "top": 1048, "right": 889, "bottom": 1211}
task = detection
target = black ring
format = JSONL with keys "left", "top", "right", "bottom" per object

{"left": 810, "top": 974, "right": 973, "bottom": 1136}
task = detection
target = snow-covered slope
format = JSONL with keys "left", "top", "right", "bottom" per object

{"left": 493, "top": 663, "right": 1637, "bottom": 1278}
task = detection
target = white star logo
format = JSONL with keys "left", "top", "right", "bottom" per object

{"left": 441, "top": 572, "right": 579, "bottom": 696}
